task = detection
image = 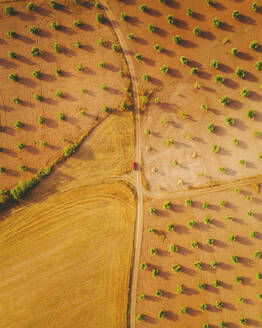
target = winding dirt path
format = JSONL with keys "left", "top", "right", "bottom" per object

{"left": 99, "top": 2, "right": 143, "bottom": 328}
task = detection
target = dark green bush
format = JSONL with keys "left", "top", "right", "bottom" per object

{"left": 206, "top": 0, "right": 214, "bottom": 5}
{"left": 213, "top": 17, "right": 221, "bottom": 28}
{"left": 210, "top": 59, "right": 219, "bottom": 69}
{"left": 152, "top": 268, "right": 159, "bottom": 277}
{"left": 254, "top": 60, "right": 262, "bottom": 71}
{"left": 0, "top": 167, "right": 5, "bottom": 173}
{"left": 225, "top": 116, "right": 235, "bottom": 126}
{"left": 97, "top": 37, "right": 104, "bottom": 46}
{"left": 148, "top": 23, "right": 155, "bottom": 32}
{"left": 63, "top": 142, "right": 79, "bottom": 157}
{"left": 246, "top": 109, "right": 255, "bottom": 119}
{"left": 5, "top": 6, "right": 15, "bottom": 15}
{"left": 207, "top": 123, "right": 214, "bottom": 133}
{"left": 136, "top": 313, "right": 144, "bottom": 321}
{"left": 232, "top": 10, "right": 240, "bottom": 19}
{"left": 160, "top": 64, "right": 168, "bottom": 73}
{"left": 120, "top": 12, "right": 127, "bottom": 21}
{"left": 112, "top": 43, "right": 120, "bottom": 52}
{"left": 231, "top": 255, "right": 239, "bottom": 264}
{"left": 140, "top": 262, "right": 147, "bottom": 270}
{"left": 29, "top": 26, "right": 40, "bottom": 34}
{"left": 34, "top": 94, "right": 43, "bottom": 101}
{"left": 167, "top": 14, "right": 175, "bottom": 24}
{"left": 30, "top": 47, "right": 39, "bottom": 56}
{"left": 200, "top": 303, "right": 207, "bottom": 311}
{"left": 59, "top": 113, "right": 65, "bottom": 120}
{"left": 173, "top": 35, "right": 182, "bottom": 44}
{"left": 220, "top": 95, "right": 230, "bottom": 106}
{"left": 8, "top": 73, "right": 18, "bottom": 82}
{"left": 54, "top": 43, "right": 62, "bottom": 53}
{"left": 252, "top": 2, "right": 258, "bottom": 11}
{"left": 198, "top": 282, "right": 206, "bottom": 290}
{"left": 216, "top": 300, "right": 224, "bottom": 309}
{"left": 241, "top": 88, "right": 250, "bottom": 97}
{"left": 190, "top": 67, "right": 199, "bottom": 74}
{"left": 7, "top": 30, "right": 17, "bottom": 39}
{"left": 38, "top": 115, "right": 44, "bottom": 124}
{"left": 96, "top": 13, "right": 105, "bottom": 24}
{"left": 134, "top": 53, "right": 142, "bottom": 61}
{"left": 231, "top": 47, "right": 239, "bottom": 56}
{"left": 50, "top": 1, "right": 59, "bottom": 9}
{"left": 26, "top": 2, "right": 36, "bottom": 11}
{"left": 50, "top": 21, "right": 61, "bottom": 30}
{"left": 17, "top": 142, "right": 24, "bottom": 149}
{"left": 142, "top": 74, "right": 149, "bottom": 81}
{"left": 163, "top": 200, "right": 171, "bottom": 209}
{"left": 169, "top": 244, "right": 178, "bottom": 252}
{"left": 8, "top": 51, "right": 17, "bottom": 59}
{"left": 157, "top": 310, "right": 166, "bottom": 319}
{"left": 32, "top": 69, "right": 41, "bottom": 79}
{"left": 194, "top": 261, "right": 202, "bottom": 269}
{"left": 214, "top": 74, "right": 224, "bottom": 83}
{"left": 193, "top": 26, "right": 202, "bottom": 36}
{"left": 186, "top": 8, "right": 193, "bottom": 16}
{"left": 74, "top": 40, "right": 81, "bottom": 48}
{"left": 235, "top": 67, "right": 245, "bottom": 78}
{"left": 249, "top": 40, "right": 259, "bottom": 49}
{"left": 180, "top": 56, "right": 189, "bottom": 65}
{"left": 202, "top": 201, "right": 209, "bottom": 209}
{"left": 139, "top": 4, "right": 147, "bottom": 12}
{"left": 15, "top": 121, "right": 23, "bottom": 128}
{"left": 154, "top": 44, "right": 162, "bottom": 52}
{"left": 127, "top": 33, "right": 134, "bottom": 40}
{"left": 73, "top": 19, "right": 83, "bottom": 27}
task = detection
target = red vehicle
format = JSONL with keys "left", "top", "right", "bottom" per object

{"left": 133, "top": 162, "right": 137, "bottom": 170}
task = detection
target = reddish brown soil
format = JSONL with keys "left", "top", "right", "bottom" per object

{"left": 107, "top": 0, "right": 262, "bottom": 192}
{"left": 0, "top": 0, "right": 127, "bottom": 190}
{"left": 137, "top": 186, "right": 262, "bottom": 327}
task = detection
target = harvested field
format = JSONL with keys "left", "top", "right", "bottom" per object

{"left": 0, "top": 182, "right": 136, "bottom": 328}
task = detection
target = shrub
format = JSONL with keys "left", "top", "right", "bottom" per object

{"left": 54, "top": 43, "right": 62, "bottom": 53}
{"left": 219, "top": 167, "right": 225, "bottom": 173}
{"left": 213, "top": 280, "right": 220, "bottom": 288}
{"left": 150, "top": 247, "right": 157, "bottom": 255}
{"left": 50, "top": 1, "right": 59, "bottom": 9}
{"left": 254, "top": 250, "right": 261, "bottom": 259}
{"left": 220, "top": 321, "right": 226, "bottom": 328}
{"left": 188, "top": 219, "right": 196, "bottom": 228}
{"left": 258, "top": 293, "right": 262, "bottom": 300}
{"left": 210, "top": 261, "right": 217, "bottom": 268}
{"left": 190, "top": 67, "right": 199, "bottom": 75}
{"left": 77, "top": 64, "right": 83, "bottom": 72}
{"left": 247, "top": 209, "right": 253, "bottom": 216}
{"left": 74, "top": 40, "right": 81, "bottom": 48}
{"left": 193, "top": 26, "right": 202, "bottom": 36}
{"left": 120, "top": 12, "right": 127, "bottom": 21}
{"left": 235, "top": 67, "right": 245, "bottom": 79}
{"left": 200, "top": 303, "right": 207, "bottom": 311}
{"left": 154, "top": 44, "right": 163, "bottom": 52}
{"left": 186, "top": 8, "right": 193, "bottom": 16}
{"left": 229, "top": 234, "right": 236, "bottom": 242}
{"left": 102, "top": 105, "right": 108, "bottom": 112}
{"left": 207, "top": 238, "right": 214, "bottom": 246}
{"left": 234, "top": 187, "right": 240, "bottom": 193}
{"left": 232, "top": 10, "right": 240, "bottom": 19}
{"left": 142, "top": 74, "right": 149, "bottom": 81}
{"left": 225, "top": 116, "right": 235, "bottom": 126}
{"left": 73, "top": 19, "right": 83, "bottom": 27}
{"left": 26, "top": 2, "right": 36, "bottom": 10}
{"left": 163, "top": 200, "right": 171, "bottom": 209}
{"left": 136, "top": 314, "right": 144, "bottom": 321}
{"left": 214, "top": 74, "right": 224, "bottom": 83}
{"left": 204, "top": 216, "right": 212, "bottom": 224}
{"left": 191, "top": 240, "right": 199, "bottom": 249}
{"left": 34, "top": 93, "right": 43, "bottom": 101}
{"left": 8, "top": 51, "right": 17, "bottom": 59}
{"left": 250, "top": 231, "right": 257, "bottom": 238}
{"left": 231, "top": 47, "right": 239, "bottom": 56}
{"left": 240, "top": 318, "right": 247, "bottom": 326}
{"left": 12, "top": 97, "right": 20, "bottom": 104}
{"left": 7, "top": 30, "right": 17, "bottom": 39}
{"left": 254, "top": 130, "right": 260, "bottom": 137}
{"left": 159, "top": 0, "right": 167, "bottom": 3}
{"left": 134, "top": 53, "right": 142, "bottom": 61}
{"left": 152, "top": 268, "right": 159, "bottom": 277}
{"left": 19, "top": 165, "right": 27, "bottom": 171}
{"left": 149, "top": 207, "right": 156, "bottom": 215}
{"left": 172, "top": 264, "right": 181, "bottom": 273}
{"left": 160, "top": 65, "right": 169, "bottom": 73}
{"left": 15, "top": 121, "right": 23, "bottom": 128}
{"left": 246, "top": 109, "right": 255, "bottom": 119}
{"left": 234, "top": 275, "right": 242, "bottom": 283}
{"left": 4, "top": 6, "right": 15, "bottom": 15}
{"left": 96, "top": 13, "right": 105, "bottom": 24}
{"left": 206, "top": 0, "right": 214, "bottom": 5}
{"left": 176, "top": 284, "right": 184, "bottom": 294}
{"left": 201, "top": 104, "right": 207, "bottom": 111}
{"left": 252, "top": 2, "right": 258, "bottom": 11}
{"left": 17, "top": 142, "right": 24, "bottom": 149}
{"left": 94, "top": 1, "right": 102, "bottom": 8}
{"left": 40, "top": 141, "right": 46, "bottom": 147}
{"left": 198, "top": 282, "right": 206, "bottom": 290}
{"left": 169, "top": 244, "right": 178, "bottom": 252}
{"left": 56, "top": 90, "right": 63, "bottom": 98}
{"left": 148, "top": 23, "right": 155, "bottom": 32}
{"left": 167, "top": 223, "right": 175, "bottom": 231}
{"left": 241, "top": 88, "right": 250, "bottom": 97}
{"left": 216, "top": 300, "right": 224, "bottom": 309}
{"left": 179, "top": 306, "right": 187, "bottom": 314}
{"left": 180, "top": 56, "right": 189, "bottom": 65}
{"left": 0, "top": 167, "right": 5, "bottom": 174}
{"left": 185, "top": 198, "right": 192, "bottom": 207}
{"left": 257, "top": 272, "right": 262, "bottom": 279}
{"left": 194, "top": 261, "right": 202, "bottom": 270}
{"left": 157, "top": 310, "right": 166, "bottom": 319}
{"left": 138, "top": 293, "right": 145, "bottom": 300}
{"left": 173, "top": 35, "right": 182, "bottom": 44}
{"left": 254, "top": 60, "right": 262, "bottom": 71}
{"left": 250, "top": 40, "right": 259, "bottom": 49}
{"left": 127, "top": 33, "right": 134, "bottom": 40}
{"left": 8, "top": 73, "right": 18, "bottom": 82}
{"left": 167, "top": 15, "right": 175, "bottom": 24}
{"left": 29, "top": 26, "right": 40, "bottom": 34}
{"left": 139, "top": 4, "right": 147, "bottom": 12}
{"left": 202, "top": 201, "right": 209, "bottom": 209}
{"left": 213, "top": 17, "right": 221, "bottom": 28}
{"left": 155, "top": 289, "right": 163, "bottom": 297}
{"left": 203, "top": 324, "right": 210, "bottom": 328}
{"left": 30, "top": 47, "right": 39, "bottom": 56}
{"left": 210, "top": 59, "right": 219, "bottom": 69}
{"left": 231, "top": 255, "right": 239, "bottom": 264}
{"left": 220, "top": 200, "right": 226, "bottom": 207}
{"left": 38, "top": 115, "right": 44, "bottom": 124}
{"left": 220, "top": 96, "right": 230, "bottom": 106}
{"left": 59, "top": 113, "right": 65, "bottom": 121}
{"left": 32, "top": 69, "right": 41, "bottom": 79}
{"left": 50, "top": 21, "right": 61, "bottom": 30}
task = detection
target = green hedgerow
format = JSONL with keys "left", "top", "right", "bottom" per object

{"left": 213, "top": 17, "right": 221, "bottom": 28}
{"left": 210, "top": 59, "right": 219, "bottom": 69}
{"left": 32, "top": 69, "right": 41, "bottom": 79}
{"left": 173, "top": 35, "right": 182, "bottom": 44}
{"left": 232, "top": 10, "right": 241, "bottom": 19}
{"left": 50, "top": 21, "right": 61, "bottom": 30}
{"left": 235, "top": 67, "right": 245, "bottom": 79}
{"left": 193, "top": 26, "right": 202, "bottom": 36}
{"left": 250, "top": 40, "right": 259, "bottom": 50}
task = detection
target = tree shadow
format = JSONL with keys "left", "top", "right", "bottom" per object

{"left": 127, "top": 16, "right": 142, "bottom": 27}
{"left": 182, "top": 266, "right": 196, "bottom": 276}
{"left": 201, "top": 31, "right": 216, "bottom": 41}
{"left": 219, "top": 63, "right": 234, "bottom": 73}
{"left": 221, "top": 22, "right": 234, "bottom": 32}
{"left": 245, "top": 71, "right": 259, "bottom": 82}
{"left": 193, "top": 12, "right": 206, "bottom": 22}
{"left": 155, "top": 27, "right": 168, "bottom": 38}
{"left": 143, "top": 314, "right": 158, "bottom": 324}
{"left": 224, "top": 78, "right": 239, "bottom": 89}
{"left": 220, "top": 281, "right": 234, "bottom": 290}
{"left": 3, "top": 148, "right": 17, "bottom": 157}
{"left": 223, "top": 302, "right": 237, "bottom": 311}
{"left": 249, "top": 91, "right": 262, "bottom": 101}
{"left": 150, "top": 76, "right": 164, "bottom": 87}
{"left": 23, "top": 124, "right": 37, "bottom": 132}
{"left": 81, "top": 45, "right": 95, "bottom": 52}
{"left": 0, "top": 59, "right": 17, "bottom": 69}
{"left": 142, "top": 57, "right": 155, "bottom": 67}
{"left": 17, "top": 55, "right": 35, "bottom": 65}
{"left": 134, "top": 36, "right": 148, "bottom": 45}
{"left": 60, "top": 26, "right": 77, "bottom": 35}
{"left": 79, "top": 24, "right": 95, "bottom": 32}
{"left": 175, "top": 18, "right": 188, "bottom": 29}
{"left": 214, "top": 125, "right": 228, "bottom": 137}
{"left": 168, "top": 68, "right": 182, "bottom": 78}
{"left": 239, "top": 256, "right": 254, "bottom": 267}
{"left": 181, "top": 39, "right": 198, "bottom": 48}
{"left": 5, "top": 169, "right": 19, "bottom": 177}
{"left": 41, "top": 51, "right": 56, "bottom": 63}
{"left": 45, "top": 118, "right": 58, "bottom": 128}
{"left": 0, "top": 105, "right": 13, "bottom": 112}
{"left": 187, "top": 307, "right": 201, "bottom": 316}
{"left": 43, "top": 97, "right": 58, "bottom": 106}
{"left": 19, "top": 77, "right": 37, "bottom": 88}
{"left": 162, "top": 48, "right": 176, "bottom": 57}
{"left": 238, "top": 52, "right": 254, "bottom": 60}
{"left": 240, "top": 15, "right": 256, "bottom": 25}
{"left": 228, "top": 98, "right": 243, "bottom": 109}
{"left": 219, "top": 262, "right": 234, "bottom": 271}
{"left": 198, "top": 71, "right": 212, "bottom": 80}
{"left": 39, "top": 29, "right": 52, "bottom": 38}
{"left": 166, "top": 0, "right": 180, "bottom": 9}
{"left": 26, "top": 145, "right": 40, "bottom": 155}
{"left": 234, "top": 119, "right": 248, "bottom": 131}
{"left": 203, "top": 86, "right": 217, "bottom": 93}
{"left": 63, "top": 46, "right": 76, "bottom": 57}
{"left": 166, "top": 311, "right": 178, "bottom": 321}
{"left": 147, "top": 8, "right": 162, "bottom": 17}
{"left": 184, "top": 287, "right": 200, "bottom": 296}
{"left": 36, "top": 6, "right": 52, "bottom": 17}
{"left": 179, "top": 246, "right": 193, "bottom": 256}
{"left": 213, "top": 2, "right": 227, "bottom": 11}
{"left": 16, "top": 11, "right": 36, "bottom": 22}
{"left": 41, "top": 73, "right": 56, "bottom": 82}
{"left": 17, "top": 34, "right": 34, "bottom": 44}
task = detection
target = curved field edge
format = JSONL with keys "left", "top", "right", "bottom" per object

{"left": 0, "top": 182, "right": 136, "bottom": 328}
